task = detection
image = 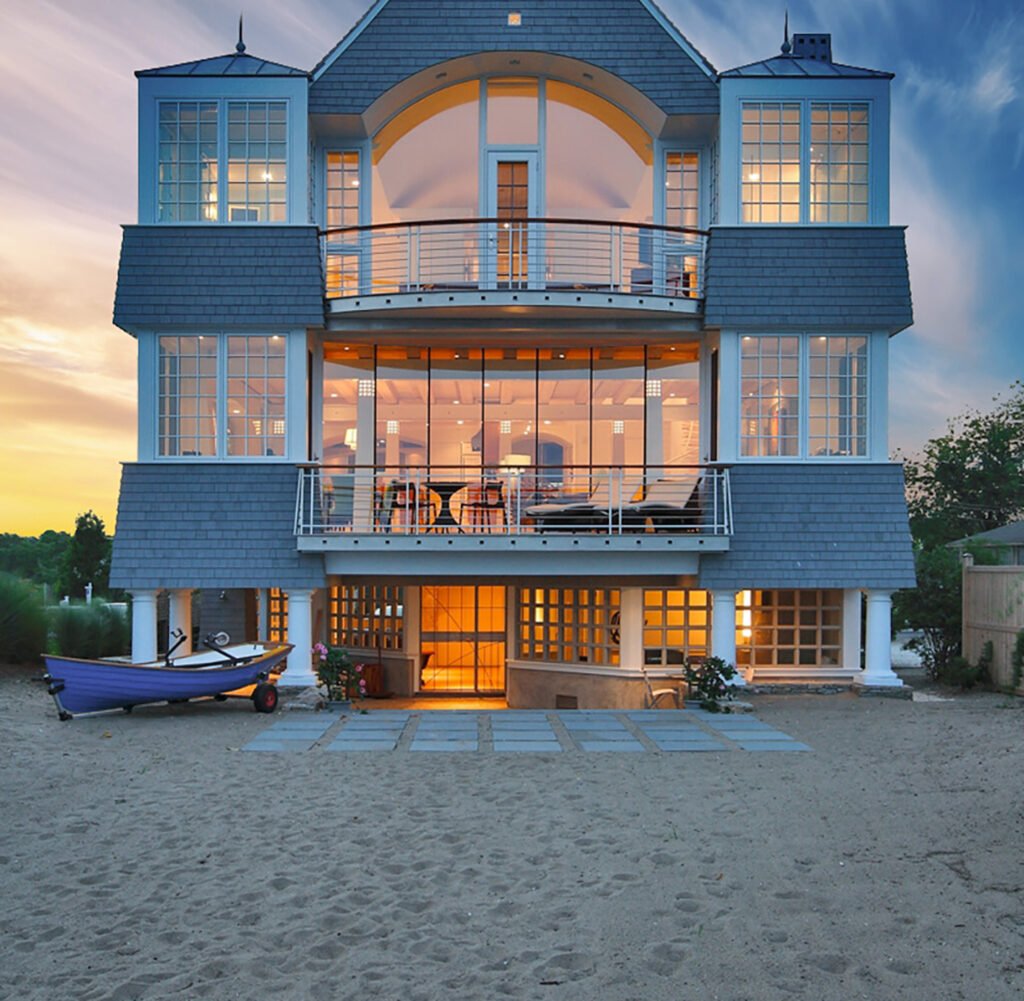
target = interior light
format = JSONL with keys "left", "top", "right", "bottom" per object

{"left": 748, "top": 172, "right": 760, "bottom": 181}
{"left": 453, "top": 400, "right": 460, "bottom": 405}
{"left": 351, "top": 179, "right": 360, "bottom": 187}
{"left": 507, "top": 11, "right": 522, "bottom": 26}
{"left": 263, "top": 171, "right": 273, "bottom": 181}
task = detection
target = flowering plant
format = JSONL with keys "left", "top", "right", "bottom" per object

{"left": 313, "top": 643, "right": 366, "bottom": 702}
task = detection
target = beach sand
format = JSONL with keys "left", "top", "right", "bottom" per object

{"left": 2, "top": 665, "right": 1022, "bottom": 1001}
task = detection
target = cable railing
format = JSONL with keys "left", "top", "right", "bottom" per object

{"left": 295, "top": 464, "right": 731, "bottom": 537}
{"left": 321, "top": 218, "right": 707, "bottom": 301}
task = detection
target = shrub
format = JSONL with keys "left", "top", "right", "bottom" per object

{"left": 1012, "top": 630, "right": 1024, "bottom": 691}
{"left": 0, "top": 573, "right": 48, "bottom": 664}
{"left": 50, "top": 602, "right": 129, "bottom": 660}
{"left": 684, "top": 655, "right": 740, "bottom": 713}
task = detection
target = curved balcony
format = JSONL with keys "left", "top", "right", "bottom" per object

{"left": 322, "top": 218, "right": 707, "bottom": 319}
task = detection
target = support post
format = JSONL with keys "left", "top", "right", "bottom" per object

{"left": 859, "top": 590, "right": 902, "bottom": 687}
{"left": 130, "top": 590, "right": 159, "bottom": 664}
{"left": 842, "top": 589, "right": 862, "bottom": 673}
{"left": 283, "top": 588, "right": 317, "bottom": 686}
{"left": 257, "top": 588, "right": 269, "bottom": 640}
{"left": 617, "top": 588, "right": 645, "bottom": 671}
{"left": 710, "top": 589, "right": 744, "bottom": 684}
{"left": 167, "top": 589, "right": 193, "bottom": 656}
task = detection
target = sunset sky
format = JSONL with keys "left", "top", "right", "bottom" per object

{"left": 2, "top": 0, "right": 1021, "bottom": 536}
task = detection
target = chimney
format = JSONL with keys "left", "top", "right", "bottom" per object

{"left": 792, "top": 33, "right": 832, "bottom": 62}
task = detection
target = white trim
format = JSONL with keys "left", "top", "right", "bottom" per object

{"left": 311, "top": 0, "right": 391, "bottom": 83}
{"left": 637, "top": 0, "right": 717, "bottom": 79}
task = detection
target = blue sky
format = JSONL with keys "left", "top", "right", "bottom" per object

{"left": 1, "top": 0, "right": 1021, "bottom": 533}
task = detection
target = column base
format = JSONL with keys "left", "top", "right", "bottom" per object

{"left": 279, "top": 666, "right": 319, "bottom": 688}
{"left": 854, "top": 671, "right": 905, "bottom": 689}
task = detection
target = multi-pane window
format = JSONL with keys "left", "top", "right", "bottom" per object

{"left": 664, "top": 152, "right": 700, "bottom": 229}
{"left": 267, "top": 588, "right": 288, "bottom": 643}
{"left": 158, "top": 334, "right": 286, "bottom": 458}
{"left": 740, "top": 336, "right": 801, "bottom": 457}
{"left": 227, "top": 101, "right": 288, "bottom": 222}
{"left": 517, "top": 588, "right": 620, "bottom": 665}
{"left": 643, "top": 589, "right": 708, "bottom": 665}
{"left": 810, "top": 103, "right": 869, "bottom": 223}
{"left": 735, "top": 589, "right": 842, "bottom": 669}
{"left": 329, "top": 585, "right": 404, "bottom": 650}
{"left": 158, "top": 102, "right": 218, "bottom": 222}
{"left": 226, "top": 336, "right": 287, "bottom": 456}
{"left": 808, "top": 336, "right": 869, "bottom": 457}
{"left": 741, "top": 103, "right": 801, "bottom": 223}
{"left": 325, "top": 151, "right": 362, "bottom": 297}
{"left": 158, "top": 336, "right": 218, "bottom": 456}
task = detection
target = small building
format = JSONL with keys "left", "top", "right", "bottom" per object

{"left": 109, "top": 0, "right": 916, "bottom": 704}
{"left": 949, "top": 521, "right": 1024, "bottom": 566}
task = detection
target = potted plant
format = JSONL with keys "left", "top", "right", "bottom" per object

{"left": 683, "top": 655, "right": 740, "bottom": 713}
{"left": 313, "top": 643, "right": 366, "bottom": 709}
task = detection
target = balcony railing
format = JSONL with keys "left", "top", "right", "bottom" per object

{"left": 295, "top": 465, "right": 732, "bottom": 537}
{"left": 322, "top": 218, "right": 707, "bottom": 302}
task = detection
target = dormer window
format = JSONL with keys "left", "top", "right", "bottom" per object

{"left": 157, "top": 99, "right": 288, "bottom": 223}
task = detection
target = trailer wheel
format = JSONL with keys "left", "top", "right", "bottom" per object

{"left": 253, "top": 683, "right": 278, "bottom": 714}
{"left": 214, "top": 694, "right": 228, "bottom": 702}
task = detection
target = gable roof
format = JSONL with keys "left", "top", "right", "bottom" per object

{"left": 950, "top": 521, "right": 1024, "bottom": 548}
{"left": 136, "top": 52, "right": 307, "bottom": 78}
{"left": 309, "top": 0, "right": 718, "bottom": 116}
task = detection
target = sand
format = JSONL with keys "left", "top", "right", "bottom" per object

{"left": 2, "top": 666, "right": 1022, "bottom": 1001}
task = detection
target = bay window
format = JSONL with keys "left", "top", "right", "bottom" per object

{"left": 740, "top": 334, "right": 869, "bottom": 458}
{"left": 158, "top": 334, "right": 287, "bottom": 457}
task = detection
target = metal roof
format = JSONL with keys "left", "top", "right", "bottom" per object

{"left": 720, "top": 55, "right": 892, "bottom": 79}
{"left": 136, "top": 52, "right": 307, "bottom": 78}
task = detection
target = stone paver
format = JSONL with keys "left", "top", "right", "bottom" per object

{"left": 241, "top": 709, "right": 809, "bottom": 755}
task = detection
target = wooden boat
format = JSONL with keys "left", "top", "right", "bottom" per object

{"left": 43, "top": 638, "right": 294, "bottom": 720}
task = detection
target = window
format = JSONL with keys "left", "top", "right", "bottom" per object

{"left": 267, "top": 588, "right": 288, "bottom": 642}
{"left": 226, "top": 336, "right": 287, "bottom": 457}
{"left": 329, "top": 585, "right": 404, "bottom": 650}
{"left": 517, "top": 588, "right": 620, "bottom": 665}
{"left": 158, "top": 102, "right": 218, "bottom": 222}
{"left": 740, "top": 335, "right": 870, "bottom": 459}
{"left": 158, "top": 335, "right": 218, "bottom": 455}
{"left": 741, "top": 103, "right": 801, "bottom": 223}
{"left": 326, "top": 151, "right": 361, "bottom": 230}
{"left": 664, "top": 152, "right": 700, "bottom": 230}
{"left": 808, "top": 336, "right": 868, "bottom": 456}
{"left": 741, "top": 100, "right": 870, "bottom": 224}
{"left": 156, "top": 99, "right": 288, "bottom": 224}
{"left": 157, "top": 334, "right": 287, "bottom": 457}
{"left": 810, "top": 104, "right": 869, "bottom": 223}
{"left": 740, "top": 336, "right": 801, "bottom": 457}
{"left": 643, "top": 589, "right": 708, "bottom": 664}
{"left": 736, "top": 589, "right": 842, "bottom": 669}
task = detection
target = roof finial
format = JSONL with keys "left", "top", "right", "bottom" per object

{"left": 781, "top": 10, "right": 792, "bottom": 55}
{"left": 236, "top": 13, "right": 246, "bottom": 54}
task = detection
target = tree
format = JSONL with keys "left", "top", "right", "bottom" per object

{"left": 901, "top": 381, "right": 1024, "bottom": 549}
{"left": 57, "top": 511, "right": 111, "bottom": 600}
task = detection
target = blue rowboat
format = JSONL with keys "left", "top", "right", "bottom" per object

{"left": 43, "top": 640, "right": 294, "bottom": 720}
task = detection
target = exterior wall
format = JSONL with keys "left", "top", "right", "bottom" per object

{"left": 962, "top": 565, "right": 1024, "bottom": 694}
{"left": 508, "top": 664, "right": 649, "bottom": 709}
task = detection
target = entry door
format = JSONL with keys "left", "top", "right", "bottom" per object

{"left": 420, "top": 585, "right": 506, "bottom": 693}
{"left": 486, "top": 152, "right": 539, "bottom": 290}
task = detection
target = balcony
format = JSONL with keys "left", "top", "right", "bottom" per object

{"left": 322, "top": 219, "right": 707, "bottom": 319}
{"left": 295, "top": 464, "right": 731, "bottom": 571}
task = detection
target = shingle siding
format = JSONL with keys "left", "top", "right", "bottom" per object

{"left": 699, "top": 463, "right": 916, "bottom": 590}
{"left": 113, "top": 226, "right": 325, "bottom": 331}
{"left": 310, "top": 0, "right": 718, "bottom": 115}
{"left": 703, "top": 227, "right": 913, "bottom": 332}
{"left": 110, "top": 464, "right": 325, "bottom": 590}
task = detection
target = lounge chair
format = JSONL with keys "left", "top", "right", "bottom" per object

{"left": 525, "top": 475, "right": 637, "bottom": 533}
{"left": 622, "top": 474, "right": 702, "bottom": 533}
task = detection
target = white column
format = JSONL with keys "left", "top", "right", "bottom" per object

{"left": 130, "top": 590, "right": 159, "bottom": 664}
{"left": 283, "top": 588, "right": 317, "bottom": 686}
{"left": 710, "top": 589, "right": 744, "bottom": 684}
{"left": 617, "top": 588, "right": 645, "bottom": 671}
{"left": 404, "top": 586, "right": 422, "bottom": 693}
{"left": 257, "top": 588, "right": 270, "bottom": 640}
{"left": 859, "top": 590, "right": 902, "bottom": 687}
{"left": 841, "top": 589, "right": 862, "bottom": 673}
{"left": 167, "top": 589, "right": 192, "bottom": 656}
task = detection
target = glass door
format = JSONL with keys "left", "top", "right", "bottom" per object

{"left": 486, "top": 152, "right": 539, "bottom": 289}
{"left": 420, "top": 585, "right": 506, "bottom": 693}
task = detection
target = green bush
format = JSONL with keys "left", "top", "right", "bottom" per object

{"left": 50, "top": 602, "right": 129, "bottom": 660}
{"left": 1012, "top": 630, "right": 1024, "bottom": 691}
{"left": 0, "top": 573, "right": 48, "bottom": 664}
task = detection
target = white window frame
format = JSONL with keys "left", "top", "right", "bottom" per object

{"left": 155, "top": 333, "right": 289, "bottom": 460}
{"left": 738, "top": 333, "right": 871, "bottom": 460}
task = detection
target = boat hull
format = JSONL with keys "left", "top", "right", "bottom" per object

{"left": 43, "top": 642, "right": 293, "bottom": 718}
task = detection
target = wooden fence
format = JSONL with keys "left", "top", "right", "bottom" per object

{"left": 962, "top": 564, "right": 1024, "bottom": 694}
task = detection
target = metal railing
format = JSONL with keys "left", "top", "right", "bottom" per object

{"left": 295, "top": 464, "right": 732, "bottom": 537}
{"left": 322, "top": 218, "right": 707, "bottom": 301}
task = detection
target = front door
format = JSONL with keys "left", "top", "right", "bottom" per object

{"left": 486, "top": 152, "right": 539, "bottom": 289}
{"left": 420, "top": 585, "right": 506, "bottom": 693}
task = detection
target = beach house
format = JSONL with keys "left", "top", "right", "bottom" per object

{"left": 110, "top": 0, "right": 915, "bottom": 705}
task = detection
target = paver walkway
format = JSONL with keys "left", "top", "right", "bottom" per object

{"left": 242, "top": 709, "right": 810, "bottom": 753}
